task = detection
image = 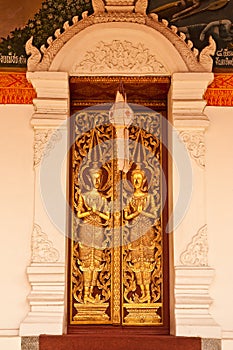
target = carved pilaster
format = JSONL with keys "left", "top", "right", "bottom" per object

{"left": 171, "top": 73, "right": 212, "bottom": 264}
{"left": 171, "top": 72, "right": 220, "bottom": 338}
{"left": 20, "top": 72, "right": 69, "bottom": 336}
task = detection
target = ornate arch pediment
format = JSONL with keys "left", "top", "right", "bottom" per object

{"left": 26, "top": 2, "right": 216, "bottom": 75}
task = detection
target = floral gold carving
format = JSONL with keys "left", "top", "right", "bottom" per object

{"left": 34, "top": 129, "right": 62, "bottom": 167}
{"left": 31, "top": 224, "right": 60, "bottom": 263}
{"left": 70, "top": 109, "right": 164, "bottom": 325}
{"left": 179, "top": 131, "right": 205, "bottom": 168}
{"left": 74, "top": 303, "right": 109, "bottom": 322}
{"left": 71, "top": 111, "right": 113, "bottom": 324}
{"left": 72, "top": 40, "right": 168, "bottom": 75}
{"left": 124, "top": 304, "right": 161, "bottom": 324}
{"left": 112, "top": 161, "right": 121, "bottom": 324}
{"left": 180, "top": 225, "right": 208, "bottom": 267}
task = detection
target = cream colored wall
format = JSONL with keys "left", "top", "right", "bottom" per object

{"left": 0, "top": 105, "right": 34, "bottom": 335}
{"left": 205, "top": 106, "right": 233, "bottom": 350}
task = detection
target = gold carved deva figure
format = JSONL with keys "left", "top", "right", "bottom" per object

{"left": 77, "top": 168, "right": 110, "bottom": 303}
{"left": 124, "top": 168, "right": 157, "bottom": 303}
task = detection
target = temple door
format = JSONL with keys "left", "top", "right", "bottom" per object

{"left": 68, "top": 77, "right": 170, "bottom": 334}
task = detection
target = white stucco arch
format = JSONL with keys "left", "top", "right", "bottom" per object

{"left": 50, "top": 22, "right": 187, "bottom": 74}
{"left": 21, "top": 7, "right": 221, "bottom": 342}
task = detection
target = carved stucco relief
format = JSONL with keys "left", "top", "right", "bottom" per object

{"left": 71, "top": 39, "right": 168, "bottom": 75}
{"left": 31, "top": 224, "right": 60, "bottom": 263}
{"left": 179, "top": 130, "right": 205, "bottom": 169}
{"left": 180, "top": 225, "right": 208, "bottom": 267}
{"left": 34, "top": 129, "right": 62, "bottom": 167}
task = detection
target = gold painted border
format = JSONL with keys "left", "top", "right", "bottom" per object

{"left": 70, "top": 76, "right": 171, "bottom": 84}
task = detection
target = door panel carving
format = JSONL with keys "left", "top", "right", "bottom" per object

{"left": 69, "top": 107, "right": 167, "bottom": 327}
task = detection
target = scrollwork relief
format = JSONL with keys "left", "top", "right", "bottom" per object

{"left": 179, "top": 131, "right": 205, "bottom": 168}
{"left": 34, "top": 129, "right": 62, "bottom": 167}
{"left": 31, "top": 224, "right": 60, "bottom": 263}
{"left": 180, "top": 225, "right": 208, "bottom": 267}
{"left": 72, "top": 40, "right": 168, "bottom": 75}
{"left": 70, "top": 110, "right": 164, "bottom": 325}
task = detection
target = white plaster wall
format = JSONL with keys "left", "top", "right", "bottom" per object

{"left": 0, "top": 105, "right": 34, "bottom": 335}
{"left": 205, "top": 106, "right": 233, "bottom": 349}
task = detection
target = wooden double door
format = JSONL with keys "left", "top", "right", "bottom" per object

{"left": 68, "top": 77, "right": 170, "bottom": 334}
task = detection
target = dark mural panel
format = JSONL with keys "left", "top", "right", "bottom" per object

{"left": 148, "top": 0, "right": 233, "bottom": 71}
{"left": 0, "top": 0, "right": 93, "bottom": 68}
{"left": 0, "top": 0, "right": 233, "bottom": 70}
{"left": 0, "top": 0, "right": 43, "bottom": 39}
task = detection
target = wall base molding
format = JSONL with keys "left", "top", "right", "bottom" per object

{"left": 175, "top": 266, "right": 221, "bottom": 338}
{"left": 19, "top": 264, "right": 65, "bottom": 336}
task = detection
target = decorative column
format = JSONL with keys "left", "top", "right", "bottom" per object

{"left": 171, "top": 72, "right": 221, "bottom": 338}
{"left": 19, "top": 72, "right": 69, "bottom": 336}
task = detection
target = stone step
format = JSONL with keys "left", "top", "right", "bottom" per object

{"left": 40, "top": 332, "right": 201, "bottom": 350}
